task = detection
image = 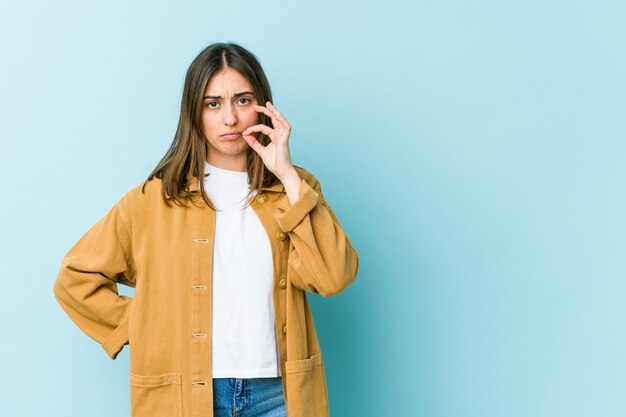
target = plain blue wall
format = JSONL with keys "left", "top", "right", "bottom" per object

{"left": 1, "top": 1, "right": 625, "bottom": 416}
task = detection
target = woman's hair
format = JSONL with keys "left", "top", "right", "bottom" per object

{"left": 142, "top": 42, "right": 278, "bottom": 209}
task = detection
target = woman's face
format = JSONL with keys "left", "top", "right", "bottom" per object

{"left": 201, "top": 67, "right": 259, "bottom": 170}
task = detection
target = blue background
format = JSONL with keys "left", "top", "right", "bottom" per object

{"left": 2, "top": 1, "right": 625, "bottom": 416}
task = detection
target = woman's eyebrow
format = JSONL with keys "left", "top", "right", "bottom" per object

{"left": 203, "top": 91, "right": 254, "bottom": 99}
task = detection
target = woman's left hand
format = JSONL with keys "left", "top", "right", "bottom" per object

{"left": 241, "top": 101, "right": 296, "bottom": 180}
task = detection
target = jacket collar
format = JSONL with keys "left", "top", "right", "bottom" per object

{"left": 165, "top": 174, "right": 285, "bottom": 200}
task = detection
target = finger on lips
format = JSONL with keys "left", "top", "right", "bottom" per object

{"left": 243, "top": 124, "right": 274, "bottom": 137}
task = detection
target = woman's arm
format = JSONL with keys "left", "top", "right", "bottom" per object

{"left": 52, "top": 195, "right": 136, "bottom": 360}
{"left": 273, "top": 174, "right": 359, "bottom": 297}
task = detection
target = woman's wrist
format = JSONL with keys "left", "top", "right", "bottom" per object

{"left": 279, "top": 168, "right": 302, "bottom": 204}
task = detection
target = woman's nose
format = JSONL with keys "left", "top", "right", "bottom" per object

{"left": 223, "top": 103, "right": 238, "bottom": 124}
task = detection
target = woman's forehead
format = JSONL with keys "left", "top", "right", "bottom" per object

{"left": 204, "top": 68, "right": 253, "bottom": 96}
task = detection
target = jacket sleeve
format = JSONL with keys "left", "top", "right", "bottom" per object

{"left": 273, "top": 173, "right": 359, "bottom": 297}
{"left": 52, "top": 195, "right": 136, "bottom": 360}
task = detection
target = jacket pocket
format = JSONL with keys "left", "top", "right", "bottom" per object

{"left": 129, "top": 371, "right": 183, "bottom": 417}
{"left": 284, "top": 352, "right": 330, "bottom": 417}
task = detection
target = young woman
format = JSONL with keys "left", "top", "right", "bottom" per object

{"left": 53, "top": 42, "right": 359, "bottom": 417}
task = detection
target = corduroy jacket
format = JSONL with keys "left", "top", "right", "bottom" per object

{"left": 52, "top": 165, "right": 359, "bottom": 417}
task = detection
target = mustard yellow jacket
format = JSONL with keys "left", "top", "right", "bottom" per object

{"left": 52, "top": 165, "right": 359, "bottom": 417}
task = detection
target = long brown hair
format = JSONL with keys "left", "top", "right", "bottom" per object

{"left": 142, "top": 42, "right": 279, "bottom": 209}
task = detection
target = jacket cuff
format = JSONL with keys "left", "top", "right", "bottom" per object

{"left": 273, "top": 179, "right": 319, "bottom": 233}
{"left": 102, "top": 318, "right": 129, "bottom": 360}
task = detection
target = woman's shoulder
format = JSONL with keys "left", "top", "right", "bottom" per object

{"left": 128, "top": 176, "right": 162, "bottom": 199}
{"left": 293, "top": 165, "right": 320, "bottom": 188}
{"left": 114, "top": 176, "right": 166, "bottom": 213}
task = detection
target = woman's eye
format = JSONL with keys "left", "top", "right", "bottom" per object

{"left": 205, "top": 98, "right": 251, "bottom": 108}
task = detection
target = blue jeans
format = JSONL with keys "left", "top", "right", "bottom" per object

{"left": 213, "top": 377, "right": 287, "bottom": 417}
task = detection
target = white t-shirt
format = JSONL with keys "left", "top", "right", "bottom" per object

{"left": 202, "top": 161, "right": 281, "bottom": 378}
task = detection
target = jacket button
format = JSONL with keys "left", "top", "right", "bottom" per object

{"left": 276, "top": 230, "right": 287, "bottom": 240}
{"left": 278, "top": 278, "right": 287, "bottom": 289}
{"left": 282, "top": 324, "right": 287, "bottom": 334}
{"left": 258, "top": 193, "right": 267, "bottom": 203}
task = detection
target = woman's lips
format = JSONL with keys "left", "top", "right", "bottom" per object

{"left": 222, "top": 133, "right": 242, "bottom": 140}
